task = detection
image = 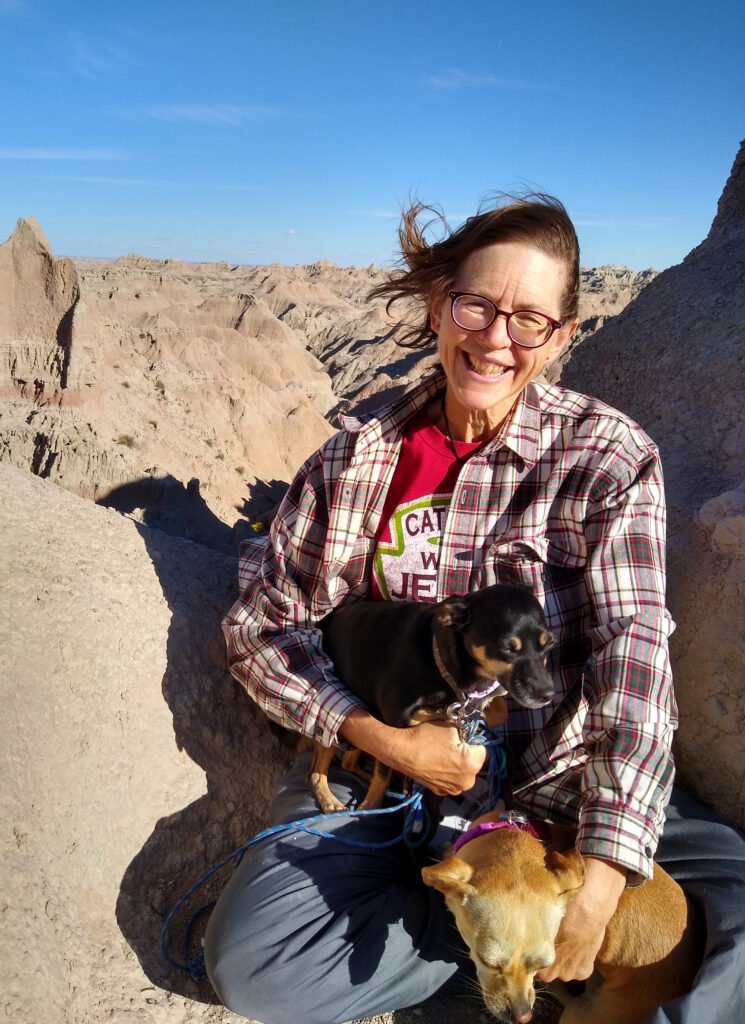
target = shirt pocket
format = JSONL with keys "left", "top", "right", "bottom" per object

{"left": 486, "top": 536, "right": 587, "bottom": 631}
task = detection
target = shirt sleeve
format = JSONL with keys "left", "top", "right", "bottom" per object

{"left": 222, "top": 442, "right": 366, "bottom": 748}
{"left": 575, "top": 435, "right": 677, "bottom": 881}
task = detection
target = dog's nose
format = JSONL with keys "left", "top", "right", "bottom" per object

{"left": 535, "top": 679, "right": 555, "bottom": 702}
{"left": 512, "top": 1007, "right": 533, "bottom": 1023}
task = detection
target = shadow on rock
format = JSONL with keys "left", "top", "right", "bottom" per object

{"left": 237, "top": 477, "right": 289, "bottom": 530}
{"left": 98, "top": 475, "right": 238, "bottom": 553}
{"left": 115, "top": 520, "right": 293, "bottom": 1003}
{"left": 99, "top": 474, "right": 292, "bottom": 554}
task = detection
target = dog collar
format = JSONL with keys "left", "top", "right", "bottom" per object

{"left": 452, "top": 813, "right": 546, "bottom": 855}
{"left": 432, "top": 637, "right": 507, "bottom": 703}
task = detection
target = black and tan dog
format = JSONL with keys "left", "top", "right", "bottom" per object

{"left": 309, "top": 583, "right": 556, "bottom": 813}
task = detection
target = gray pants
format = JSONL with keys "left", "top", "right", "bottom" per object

{"left": 204, "top": 756, "right": 745, "bottom": 1024}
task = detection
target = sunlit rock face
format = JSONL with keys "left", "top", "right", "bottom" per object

{"left": 561, "top": 140, "right": 745, "bottom": 826}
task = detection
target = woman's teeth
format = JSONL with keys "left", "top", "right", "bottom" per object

{"left": 465, "top": 352, "right": 509, "bottom": 377}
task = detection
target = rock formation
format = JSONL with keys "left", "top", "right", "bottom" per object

{"left": 0, "top": 216, "right": 80, "bottom": 399}
{"left": 561, "top": 139, "right": 745, "bottom": 826}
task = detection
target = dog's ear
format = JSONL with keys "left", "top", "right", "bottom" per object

{"left": 546, "top": 848, "right": 585, "bottom": 900}
{"left": 422, "top": 858, "right": 476, "bottom": 901}
{"left": 435, "top": 597, "right": 471, "bottom": 631}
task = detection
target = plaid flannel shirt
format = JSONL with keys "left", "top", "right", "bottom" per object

{"left": 224, "top": 368, "right": 677, "bottom": 879}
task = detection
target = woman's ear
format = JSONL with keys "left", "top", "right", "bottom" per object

{"left": 543, "top": 317, "right": 579, "bottom": 369}
{"left": 429, "top": 288, "right": 446, "bottom": 333}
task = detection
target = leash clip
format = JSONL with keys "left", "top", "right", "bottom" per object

{"left": 500, "top": 810, "right": 529, "bottom": 827}
{"left": 446, "top": 700, "right": 484, "bottom": 740}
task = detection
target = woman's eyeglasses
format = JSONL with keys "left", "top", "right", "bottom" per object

{"left": 448, "top": 291, "right": 564, "bottom": 349}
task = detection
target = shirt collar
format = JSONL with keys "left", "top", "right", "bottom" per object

{"left": 339, "top": 367, "right": 446, "bottom": 453}
{"left": 339, "top": 366, "right": 544, "bottom": 469}
{"left": 479, "top": 382, "right": 542, "bottom": 470}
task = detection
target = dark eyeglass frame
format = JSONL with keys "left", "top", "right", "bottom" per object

{"left": 448, "top": 290, "right": 564, "bottom": 349}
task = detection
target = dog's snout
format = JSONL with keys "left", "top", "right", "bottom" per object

{"left": 510, "top": 658, "right": 555, "bottom": 708}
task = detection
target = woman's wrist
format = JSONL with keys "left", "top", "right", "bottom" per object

{"left": 339, "top": 709, "right": 399, "bottom": 763}
{"left": 577, "top": 857, "right": 628, "bottom": 922}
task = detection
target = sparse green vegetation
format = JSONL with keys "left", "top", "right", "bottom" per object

{"left": 116, "top": 434, "right": 136, "bottom": 448}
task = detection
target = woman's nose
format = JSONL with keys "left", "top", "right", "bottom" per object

{"left": 478, "top": 312, "right": 512, "bottom": 349}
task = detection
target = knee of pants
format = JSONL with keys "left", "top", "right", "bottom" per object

{"left": 204, "top": 928, "right": 278, "bottom": 1024}
{"left": 205, "top": 940, "right": 347, "bottom": 1024}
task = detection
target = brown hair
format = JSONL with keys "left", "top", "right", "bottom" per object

{"left": 369, "top": 193, "right": 580, "bottom": 349}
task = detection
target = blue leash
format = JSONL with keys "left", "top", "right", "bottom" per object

{"left": 160, "top": 787, "right": 429, "bottom": 980}
{"left": 161, "top": 728, "right": 507, "bottom": 981}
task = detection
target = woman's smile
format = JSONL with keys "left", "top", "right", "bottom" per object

{"left": 461, "top": 350, "right": 513, "bottom": 380}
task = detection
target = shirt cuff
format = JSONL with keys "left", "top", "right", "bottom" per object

{"left": 576, "top": 799, "right": 658, "bottom": 883}
{"left": 301, "top": 677, "right": 366, "bottom": 749}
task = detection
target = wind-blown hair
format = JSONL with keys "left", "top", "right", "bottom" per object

{"left": 369, "top": 193, "right": 580, "bottom": 350}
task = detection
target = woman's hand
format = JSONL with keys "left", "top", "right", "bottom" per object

{"left": 339, "top": 710, "right": 486, "bottom": 796}
{"left": 537, "top": 857, "right": 627, "bottom": 983}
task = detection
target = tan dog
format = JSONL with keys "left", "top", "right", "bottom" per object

{"left": 422, "top": 811, "right": 702, "bottom": 1024}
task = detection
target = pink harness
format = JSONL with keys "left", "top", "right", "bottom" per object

{"left": 452, "top": 813, "right": 548, "bottom": 855}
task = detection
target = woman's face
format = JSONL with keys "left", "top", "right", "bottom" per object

{"left": 430, "top": 241, "right": 577, "bottom": 439}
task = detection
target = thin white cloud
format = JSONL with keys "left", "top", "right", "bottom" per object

{"left": 213, "top": 183, "right": 264, "bottom": 191}
{"left": 575, "top": 217, "right": 672, "bottom": 231}
{"left": 56, "top": 175, "right": 181, "bottom": 187}
{"left": 0, "top": 147, "right": 126, "bottom": 160}
{"left": 425, "top": 69, "right": 557, "bottom": 93}
{"left": 70, "top": 31, "right": 139, "bottom": 78}
{"left": 18, "top": 173, "right": 263, "bottom": 191}
{"left": 141, "top": 104, "right": 278, "bottom": 127}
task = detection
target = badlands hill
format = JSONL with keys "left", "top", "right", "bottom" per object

{"left": 2, "top": 138, "right": 744, "bottom": 1024}
{"left": 0, "top": 224, "right": 654, "bottom": 549}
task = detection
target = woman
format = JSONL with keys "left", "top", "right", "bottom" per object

{"left": 205, "top": 195, "right": 745, "bottom": 1024}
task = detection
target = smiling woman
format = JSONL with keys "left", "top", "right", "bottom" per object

{"left": 205, "top": 191, "right": 745, "bottom": 1024}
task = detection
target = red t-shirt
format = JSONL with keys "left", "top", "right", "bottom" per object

{"left": 370, "top": 407, "right": 482, "bottom": 602}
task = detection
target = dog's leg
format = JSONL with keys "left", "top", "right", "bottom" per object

{"left": 340, "top": 748, "right": 372, "bottom": 782}
{"left": 308, "top": 742, "right": 346, "bottom": 813}
{"left": 558, "top": 968, "right": 668, "bottom": 1024}
{"left": 482, "top": 695, "right": 508, "bottom": 727}
{"left": 358, "top": 760, "right": 392, "bottom": 810}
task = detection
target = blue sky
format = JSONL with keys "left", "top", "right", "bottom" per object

{"left": 1, "top": 0, "right": 742, "bottom": 270}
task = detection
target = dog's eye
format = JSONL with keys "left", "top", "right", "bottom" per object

{"left": 476, "top": 953, "right": 504, "bottom": 972}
